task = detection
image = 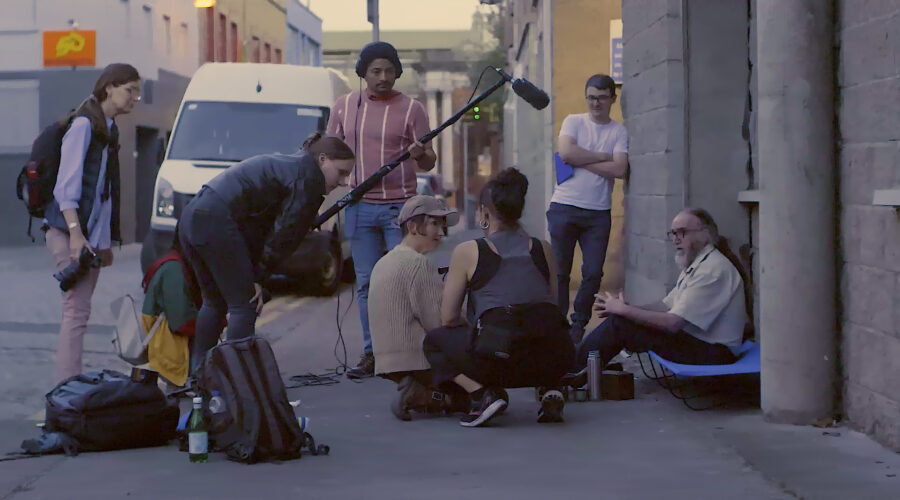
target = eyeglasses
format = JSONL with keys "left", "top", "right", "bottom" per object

{"left": 121, "top": 86, "right": 142, "bottom": 101}
{"left": 586, "top": 95, "right": 613, "bottom": 103}
{"left": 666, "top": 228, "right": 704, "bottom": 241}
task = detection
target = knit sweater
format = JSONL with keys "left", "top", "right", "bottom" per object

{"left": 368, "top": 243, "right": 443, "bottom": 375}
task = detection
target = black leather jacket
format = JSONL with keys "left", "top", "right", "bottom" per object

{"left": 204, "top": 151, "right": 326, "bottom": 279}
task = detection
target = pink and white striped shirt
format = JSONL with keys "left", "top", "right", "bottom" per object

{"left": 327, "top": 89, "right": 430, "bottom": 202}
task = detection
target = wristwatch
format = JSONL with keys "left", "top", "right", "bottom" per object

{"left": 67, "top": 221, "right": 78, "bottom": 229}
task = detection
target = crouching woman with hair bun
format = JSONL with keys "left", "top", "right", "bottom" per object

{"left": 179, "top": 132, "right": 355, "bottom": 372}
{"left": 424, "top": 168, "right": 575, "bottom": 428}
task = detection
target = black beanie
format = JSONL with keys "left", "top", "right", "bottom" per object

{"left": 355, "top": 41, "right": 403, "bottom": 78}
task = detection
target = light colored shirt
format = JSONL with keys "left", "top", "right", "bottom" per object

{"left": 53, "top": 116, "right": 114, "bottom": 249}
{"left": 327, "top": 89, "right": 430, "bottom": 203}
{"left": 368, "top": 244, "right": 443, "bottom": 375}
{"left": 551, "top": 113, "right": 628, "bottom": 211}
{"left": 662, "top": 244, "right": 746, "bottom": 353}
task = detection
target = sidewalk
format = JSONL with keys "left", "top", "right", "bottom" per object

{"left": 1, "top": 237, "right": 898, "bottom": 499}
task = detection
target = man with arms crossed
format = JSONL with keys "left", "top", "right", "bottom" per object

{"left": 547, "top": 74, "right": 629, "bottom": 343}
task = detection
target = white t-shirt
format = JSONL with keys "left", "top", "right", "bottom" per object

{"left": 551, "top": 113, "right": 628, "bottom": 211}
{"left": 662, "top": 245, "right": 747, "bottom": 353}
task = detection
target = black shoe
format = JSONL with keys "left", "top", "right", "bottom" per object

{"left": 537, "top": 389, "right": 565, "bottom": 423}
{"left": 460, "top": 388, "right": 507, "bottom": 428}
{"left": 560, "top": 367, "right": 588, "bottom": 389}
{"left": 346, "top": 353, "right": 375, "bottom": 379}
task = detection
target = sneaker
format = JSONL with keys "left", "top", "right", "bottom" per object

{"left": 346, "top": 352, "right": 375, "bottom": 379}
{"left": 537, "top": 389, "right": 565, "bottom": 423}
{"left": 459, "top": 388, "right": 507, "bottom": 428}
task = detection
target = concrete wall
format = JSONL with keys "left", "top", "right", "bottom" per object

{"left": 502, "top": 0, "right": 554, "bottom": 238}
{"left": 0, "top": 0, "right": 196, "bottom": 246}
{"left": 199, "top": 0, "right": 287, "bottom": 63}
{"left": 0, "top": 0, "right": 198, "bottom": 77}
{"left": 552, "top": 0, "right": 625, "bottom": 292}
{"left": 622, "top": 0, "right": 751, "bottom": 304}
{"left": 287, "top": 0, "right": 323, "bottom": 66}
{"left": 837, "top": 0, "right": 900, "bottom": 450}
{"left": 621, "top": 0, "right": 688, "bottom": 305}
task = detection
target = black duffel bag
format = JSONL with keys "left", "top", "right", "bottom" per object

{"left": 43, "top": 369, "right": 178, "bottom": 453}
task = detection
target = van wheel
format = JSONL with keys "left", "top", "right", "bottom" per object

{"left": 341, "top": 257, "right": 356, "bottom": 284}
{"left": 309, "top": 240, "right": 341, "bottom": 296}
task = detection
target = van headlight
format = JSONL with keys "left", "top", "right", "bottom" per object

{"left": 156, "top": 178, "right": 175, "bottom": 217}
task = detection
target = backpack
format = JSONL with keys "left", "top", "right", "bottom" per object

{"left": 43, "top": 369, "right": 179, "bottom": 454}
{"left": 15, "top": 115, "right": 74, "bottom": 239}
{"left": 196, "top": 336, "right": 308, "bottom": 463}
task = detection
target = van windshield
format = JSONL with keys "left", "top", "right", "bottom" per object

{"left": 167, "top": 101, "right": 328, "bottom": 162}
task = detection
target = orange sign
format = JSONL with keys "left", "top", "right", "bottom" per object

{"left": 43, "top": 30, "right": 96, "bottom": 67}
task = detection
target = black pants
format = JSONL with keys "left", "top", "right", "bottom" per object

{"left": 574, "top": 314, "right": 737, "bottom": 370}
{"left": 179, "top": 188, "right": 257, "bottom": 373}
{"left": 424, "top": 325, "right": 574, "bottom": 391}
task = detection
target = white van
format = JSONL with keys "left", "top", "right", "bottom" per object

{"left": 143, "top": 63, "right": 351, "bottom": 295}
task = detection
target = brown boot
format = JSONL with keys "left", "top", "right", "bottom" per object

{"left": 391, "top": 375, "right": 430, "bottom": 421}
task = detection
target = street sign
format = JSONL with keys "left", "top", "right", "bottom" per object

{"left": 610, "top": 19, "right": 623, "bottom": 84}
{"left": 43, "top": 30, "right": 96, "bottom": 67}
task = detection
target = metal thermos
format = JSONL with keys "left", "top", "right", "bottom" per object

{"left": 587, "top": 351, "right": 601, "bottom": 401}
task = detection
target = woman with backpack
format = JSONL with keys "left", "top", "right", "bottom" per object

{"left": 424, "top": 168, "right": 575, "bottom": 427}
{"left": 44, "top": 63, "right": 141, "bottom": 382}
{"left": 179, "top": 133, "right": 355, "bottom": 373}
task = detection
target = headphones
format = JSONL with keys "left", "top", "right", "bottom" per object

{"left": 354, "top": 42, "right": 403, "bottom": 79}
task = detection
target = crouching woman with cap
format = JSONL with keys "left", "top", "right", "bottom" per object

{"left": 179, "top": 133, "right": 355, "bottom": 373}
{"left": 367, "top": 195, "right": 467, "bottom": 420}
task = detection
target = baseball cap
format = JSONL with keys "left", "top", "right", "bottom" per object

{"left": 398, "top": 195, "right": 460, "bottom": 227}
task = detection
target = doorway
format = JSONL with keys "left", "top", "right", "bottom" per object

{"left": 134, "top": 126, "right": 161, "bottom": 242}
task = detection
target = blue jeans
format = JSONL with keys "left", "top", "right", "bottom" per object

{"left": 346, "top": 201, "right": 404, "bottom": 354}
{"left": 546, "top": 202, "right": 612, "bottom": 328}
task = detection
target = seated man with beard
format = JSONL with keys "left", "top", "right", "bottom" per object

{"left": 569, "top": 208, "right": 749, "bottom": 377}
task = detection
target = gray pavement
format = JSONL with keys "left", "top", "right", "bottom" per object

{"left": 0, "top": 232, "right": 898, "bottom": 499}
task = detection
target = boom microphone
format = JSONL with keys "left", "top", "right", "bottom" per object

{"left": 314, "top": 66, "right": 552, "bottom": 228}
{"left": 494, "top": 67, "right": 550, "bottom": 110}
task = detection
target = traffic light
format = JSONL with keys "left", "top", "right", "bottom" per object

{"left": 473, "top": 106, "right": 480, "bottom": 120}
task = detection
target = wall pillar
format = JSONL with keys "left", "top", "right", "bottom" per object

{"left": 757, "top": 0, "right": 836, "bottom": 423}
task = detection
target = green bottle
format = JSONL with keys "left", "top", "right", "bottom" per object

{"left": 187, "top": 396, "right": 208, "bottom": 463}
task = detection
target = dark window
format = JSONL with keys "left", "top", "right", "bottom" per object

{"left": 217, "top": 14, "right": 226, "bottom": 62}
{"left": 230, "top": 22, "right": 238, "bottom": 61}
{"left": 205, "top": 8, "right": 215, "bottom": 62}
{"left": 167, "top": 101, "right": 329, "bottom": 163}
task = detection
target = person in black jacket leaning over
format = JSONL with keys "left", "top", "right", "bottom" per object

{"left": 180, "top": 133, "right": 355, "bottom": 371}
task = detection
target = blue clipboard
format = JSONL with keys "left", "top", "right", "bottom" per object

{"left": 554, "top": 153, "right": 574, "bottom": 185}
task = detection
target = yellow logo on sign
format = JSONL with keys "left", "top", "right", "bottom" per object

{"left": 55, "top": 32, "right": 86, "bottom": 57}
{"left": 43, "top": 30, "right": 96, "bottom": 67}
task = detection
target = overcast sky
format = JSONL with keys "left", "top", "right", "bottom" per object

{"left": 308, "top": 0, "right": 484, "bottom": 31}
